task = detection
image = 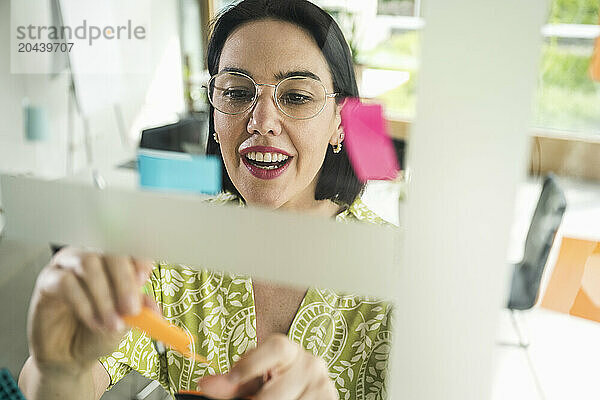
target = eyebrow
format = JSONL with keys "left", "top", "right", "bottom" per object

{"left": 221, "top": 66, "right": 253, "bottom": 76}
{"left": 274, "top": 70, "right": 322, "bottom": 82}
{"left": 220, "top": 66, "right": 322, "bottom": 82}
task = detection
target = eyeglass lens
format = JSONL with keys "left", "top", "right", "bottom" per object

{"left": 209, "top": 72, "right": 327, "bottom": 119}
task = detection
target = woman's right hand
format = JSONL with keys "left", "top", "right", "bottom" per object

{"left": 27, "top": 247, "right": 154, "bottom": 375}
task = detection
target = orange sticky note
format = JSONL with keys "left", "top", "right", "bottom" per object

{"left": 123, "top": 307, "right": 206, "bottom": 363}
{"left": 541, "top": 237, "right": 600, "bottom": 322}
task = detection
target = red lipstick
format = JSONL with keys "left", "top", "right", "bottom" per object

{"left": 240, "top": 146, "right": 292, "bottom": 180}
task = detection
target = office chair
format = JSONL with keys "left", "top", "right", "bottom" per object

{"left": 501, "top": 174, "right": 566, "bottom": 400}
{"left": 507, "top": 174, "right": 567, "bottom": 310}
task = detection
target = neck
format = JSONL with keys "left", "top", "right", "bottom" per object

{"left": 278, "top": 184, "right": 342, "bottom": 217}
{"left": 278, "top": 170, "right": 344, "bottom": 217}
{"left": 241, "top": 173, "right": 346, "bottom": 217}
{"left": 279, "top": 195, "right": 339, "bottom": 216}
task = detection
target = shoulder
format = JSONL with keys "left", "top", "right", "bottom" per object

{"left": 335, "top": 197, "right": 393, "bottom": 226}
{"left": 206, "top": 191, "right": 244, "bottom": 206}
{"left": 208, "top": 191, "right": 392, "bottom": 226}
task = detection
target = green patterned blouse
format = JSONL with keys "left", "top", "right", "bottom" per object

{"left": 99, "top": 193, "right": 393, "bottom": 400}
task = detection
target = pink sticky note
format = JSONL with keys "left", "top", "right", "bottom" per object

{"left": 340, "top": 98, "right": 400, "bottom": 182}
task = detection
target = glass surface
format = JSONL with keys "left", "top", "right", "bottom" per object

{"left": 377, "top": 0, "right": 416, "bottom": 16}
{"left": 548, "top": 0, "right": 599, "bottom": 25}
{"left": 534, "top": 37, "right": 600, "bottom": 134}
{"left": 358, "top": 30, "right": 420, "bottom": 118}
{"left": 533, "top": 0, "right": 600, "bottom": 134}
{"left": 321, "top": 0, "right": 600, "bottom": 134}
{"left": 214, "top": 0, "right": 238, "bottom": 13}
{"left": 313, "top": 0, "right": 422, "bottom": 118}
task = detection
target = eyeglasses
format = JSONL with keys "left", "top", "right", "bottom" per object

{"left": 204, "top": 71, "right": 339, "bottom": 120}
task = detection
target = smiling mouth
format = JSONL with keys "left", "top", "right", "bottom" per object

{"left": 243, "top": 151, "right": 292, "bottom": 170}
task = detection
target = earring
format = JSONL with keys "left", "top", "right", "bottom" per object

{"left": 333, "top": 129, "right": 344, "bottom": 154}
{"left": 213, "top": 131, "right": 220, "bottom": 144}
{"left": 333, "top": 142, "right": 343, "bottom": 154}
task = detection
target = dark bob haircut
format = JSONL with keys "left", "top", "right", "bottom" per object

{"left": 205, "top": 0, "right": 364, "bottom": 207}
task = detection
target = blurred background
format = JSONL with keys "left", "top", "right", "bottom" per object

{"left": 1, "top": 0, "right": 598, "bottom": 181}
{"left": 1, "top": 0, "right": 600, "bottom": 399}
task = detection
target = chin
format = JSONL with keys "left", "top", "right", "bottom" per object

{"left": 229, "top": 178, "right": 284, "bottom": 208}
{"left": 242, "top": 189, "right": 287, "bottom": 209}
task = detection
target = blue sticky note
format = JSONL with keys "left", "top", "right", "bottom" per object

{"left": 138, "top": 150, "right": 222, "bottom": 195}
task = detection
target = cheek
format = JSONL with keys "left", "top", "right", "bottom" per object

{"left": 214, "top": 113, "right": 244, "bottom": 139}
{"left": 293, "top": 119, "right": 335, "bottom": 168}
{"left": 214, "top": 114, "right": 247, "bottom": 160}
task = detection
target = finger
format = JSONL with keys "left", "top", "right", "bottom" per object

{"left": 197, "top": 335, "right": 299, "bottom": 399}
{"left": 51, "top": 245, "right": 76, "bottom": 262}
{"left": 228, "top": 334, "right": 300, "bottom": 384}
{"left": 79, "top": 253, "right": 122, "bottom": 330}
{"left": 103, "top": 255, "right": 141, "bottom": 317}
{"left": 232, "top": 376, "right": 264, "bottom": 398}
{"left": 297, "top": 375, "right": 339, "bottom": 400}
{"left": 254, "top": 353, "right": 327, "bottom": 400}
{"left": 196, "top": 374, "right": 240, "bottom": 399}
{"left": 143, "top": 295, "right": 162, "bottom": 316}
{"left": 59, "top": 271, "right": 102, "bottom": 332}
{"left": 60, "top": 253, "right": 122, "bottom": 331}
{"left": 197, "top": 374, "right": 263, "bottom": 399}
{"left": 132, "top": 257, "right": 154, "bottom": 286}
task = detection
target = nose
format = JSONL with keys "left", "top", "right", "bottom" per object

{"left": 246, "top": 85, "right": 282, "bottom": 136}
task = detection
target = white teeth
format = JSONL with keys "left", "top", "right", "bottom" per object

{"left": 244, "top": 151, "right": 290, "bottom": 163}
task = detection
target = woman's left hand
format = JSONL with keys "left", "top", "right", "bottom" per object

{"left": 197, "top": 333, "right": 338, "bottom": 399}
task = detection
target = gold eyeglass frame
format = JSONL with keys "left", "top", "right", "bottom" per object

{"left": 204, "top": 71, "right": 339, "bottom": 120}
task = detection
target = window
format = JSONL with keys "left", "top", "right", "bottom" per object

{"left": 316, "top": 0, "right": 600, "bottom": 137}
{"left": 377, "top": 0, "right": 421, "bottom": 16}
{"left": 214, "top": 0, "right": 238, "bottom": 13}
{"left": 534, "top": 0, "right": 600, "bottom": 135}
{"left": 313, "top": 0, "right": 422, "bottom": 119}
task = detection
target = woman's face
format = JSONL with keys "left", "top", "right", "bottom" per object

{"left": 215, "top": 19, "right": 342, "bottom": 210}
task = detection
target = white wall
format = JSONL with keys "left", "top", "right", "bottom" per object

{"left": 0, "top": 0, "right": 185, "bottom": 179}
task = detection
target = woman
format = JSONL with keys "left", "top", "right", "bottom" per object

{"left": 18, "top": 1, "right": 393, "bottom": 399}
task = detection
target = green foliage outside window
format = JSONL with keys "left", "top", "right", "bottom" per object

{"left": 359, "top": 31, "right": 419, "bottom": 118}
{"left": 548, "top": 0, "right": 599, "bottom": 24}
{"left": 360, "top": 0, "right": 600, "bottom": 133}
{"left": 536, "top": 0, "right": 599, "bottom": 133}
{"left": 535, "top": 40, "right": 600, "bottom": 133}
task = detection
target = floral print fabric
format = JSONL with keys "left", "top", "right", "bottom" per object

{"left": 99, "top": 193, "right": 393, "bottom": 400}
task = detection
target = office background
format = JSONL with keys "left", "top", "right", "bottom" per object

{"left": 1, "top": 0, "right": 599, "bottom": 399}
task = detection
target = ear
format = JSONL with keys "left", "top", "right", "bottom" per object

{"left": 329, "top": 99, "right": 345, "bottom": 146}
